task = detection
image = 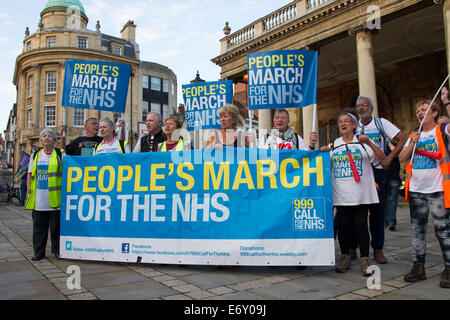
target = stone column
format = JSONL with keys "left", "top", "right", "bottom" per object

{"left": 443, "top": 0, "right": 450, "bottom": 85}
{"left": 32, "top": 64, "right": 42, "bottom": 128}
{"left": 19, "top": 71, "right": 27, "bottom": 130}
{"left": 302, "top": 104, "right": 318, "bottom": 148}
{"left": 356, "top": 30, "right": 378, "bottom": 116}
{"left": 258, "top": 109, "right": 272, "bottom": 141}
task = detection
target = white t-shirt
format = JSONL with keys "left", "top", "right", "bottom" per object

{"left": 259, "top": 133, "right": 307, "bottom": 150}
{"left": 28, "top": 150, "right": 65, "bottom": 211}
{"left": 405, "top": 125, "right": 450, "bottom": 193}
{"left": 331, "top": 136, "right": 379, "bottom": 206}
{"left": 357, "top": 117, "right": 401, "bottom": 169}
{"left": 94, "top": 138, "right": 130, "bottom": 155}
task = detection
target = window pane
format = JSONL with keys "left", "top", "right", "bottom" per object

{"left": 77, "top": 37, "right": 87, "bottom": 48}
{"left": 28, "top": 76, "right": 33, "bottom": 97}
{"left": 163, "top": 79, "right": 169, "bottom": 93}
{"left": 163, "top": 104, "right": 168, "bottom": 122}
{"left": 142, "top": 101, "right": 149, "bottom": 121}
{"left": 73, "top": 109, "right": 85, "bottom": 127}
{"left": 151, "top": 103, "right": 160, "bottom": 114}
{"left": 45, "top": 106, "right": 56, "bottom": 127}
{"left": 27, "top": 109, "right": 32, "bottom": 129}
{"left": 151, "top": 77, "right": 161, "bottom": 91}
{"left": 46, "top": 72, "right": 57, "bottom": 93}
{"left": 142, "top": 75, "right": 149, "bottom": 89}
{"left": 113, "top": 45, "right": 122, "bottom": 55}
{"left": 46, "top": 36, "right": 56, "bottom": 48}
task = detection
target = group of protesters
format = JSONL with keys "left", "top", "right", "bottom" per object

{"left": 22, "top": 91, "right": 449, "bottom": 289}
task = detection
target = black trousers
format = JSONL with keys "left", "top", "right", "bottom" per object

{"left": 32, "top": 210, "right": 60, "bottom": 257}
{"left": 336, "top": 205, "right": 370, "bottom": 257}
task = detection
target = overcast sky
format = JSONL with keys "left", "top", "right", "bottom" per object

{"left": 0, "top": 0, "right": 292, "bottom": 134}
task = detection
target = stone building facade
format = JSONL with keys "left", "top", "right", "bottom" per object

{"left": 211, "top": 0, "right": 449, "bottom": 150}
{"left": 10, "top": 0, "right": 177, "bottom": 169}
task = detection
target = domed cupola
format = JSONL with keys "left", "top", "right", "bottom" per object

{"left": 40, "top": 0, "right": 88, "bottom": 29}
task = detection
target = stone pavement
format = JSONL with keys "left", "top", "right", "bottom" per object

{"left": 0, "top": 201, "right": 449, "bottom": 300}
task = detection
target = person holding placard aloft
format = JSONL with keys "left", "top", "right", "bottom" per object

{"left": 94, "top": 117, "right": 130, "bottom": 154}
{"left": 321, "top": 108, "right": 387, "bottom": 276}
{"left": 399, "top": 98, "right": 450, "bottom": 289}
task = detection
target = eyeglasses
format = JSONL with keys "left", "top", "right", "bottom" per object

{"left": 356, "top": 103, "right": 371, "bottom": 108}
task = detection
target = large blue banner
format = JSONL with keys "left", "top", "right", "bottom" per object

{"left": 247, "top": 50, "right": 318, "bottom": 110}
{"left": 61, "top": 59, "right": 131, "bottom": 113}
{"left": 60, "top": 148, "right": 334, "bottom": 266}
{"left": 182, "top": 80, "right": 233, "bottom": 131}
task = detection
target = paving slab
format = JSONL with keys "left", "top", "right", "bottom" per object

{"left": 248, "top": 274, "right": 365, "bottom": 300}
{"left": 0, "top": 279, "right": 66, "bottom": 300}
{"left": 394, "top": 275, "right": 450, "bottom": 300}
{"left": 90, "top": 279, "right": 178, "bottom": 300}
{"left": 81, "top": 270, "right": 152, "bottom": 289}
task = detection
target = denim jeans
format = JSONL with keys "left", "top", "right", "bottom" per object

{"left": 385, "top": 180, "right": 400, "bottom": 227}
{"left": 369, "top": 168, "right": 386, "bottom": 250}
{"left": 408, "top": 192, "right": 450, "bottom": 267}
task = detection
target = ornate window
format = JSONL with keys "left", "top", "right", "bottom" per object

{"left": 44, "top": 105, "right": 56, "bottom": 127}
{"left": 45, "top": 72, "right": 57, "bottom": 94}
{"left": 28, "top": 75, "right": 33, "bottom": 97}
{"left": 77, "top": 37, "right": 88, "bottom": 48}
{"left": 46, "top": 36, "right": 56, "bottom": 48}
{"left": 27, "top": 108, "right": 32, "bottom": 129}
{"left": 73, "top": 108, "right": 85, "bottom": 127}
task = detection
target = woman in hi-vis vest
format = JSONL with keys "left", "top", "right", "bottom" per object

{"left": 157, "top": 115, "right": 192, "bottom": 151}
{"left": 26, "top": 128, "right": 66, "bottom": 261}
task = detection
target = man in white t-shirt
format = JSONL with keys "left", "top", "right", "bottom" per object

{"left": 354, "top": 95, "right": 407, "bottom": 264}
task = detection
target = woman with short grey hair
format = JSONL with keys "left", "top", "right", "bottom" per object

{"left": 26, "top": 128, "right": 66, "bottom": 261}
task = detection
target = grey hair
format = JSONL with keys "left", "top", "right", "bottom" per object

{"left": 40, "top": 128, "right": 57, "bottom": 140}
{"left": 84, "top": 117, "right": 98, "bottom": 126}
{"left": 274, "top": 108, "right": 290, "bottom": 120}
{"left": 147, "top": 112, "right": 162, "bottom": 123}
{"left": 99, "top": 117, "right": 115, "bottom": 129}
{"left": 356, "top": 95, "right": 374, "bottom": 108}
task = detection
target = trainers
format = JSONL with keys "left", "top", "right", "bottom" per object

{"left": 336, "top": 254, "right": 351, "bottom": 273}
{"left": 373, "top": 250, "right": 387, "bottom": 264}
{"left": 439, "top": 267, "right": 450, "bottom": 288}
{"left": 360, "top": 257, "right": 371, "bottom": 277}
{"left": 349, "top": 248, "right": 357, "bottom": 260}
{"left": 404, "top": 264, "right": 426, "bottom": 282}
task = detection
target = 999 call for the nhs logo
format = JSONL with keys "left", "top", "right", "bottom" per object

{"left": 292, "top": 197, "right": 326, "bottom": 232}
